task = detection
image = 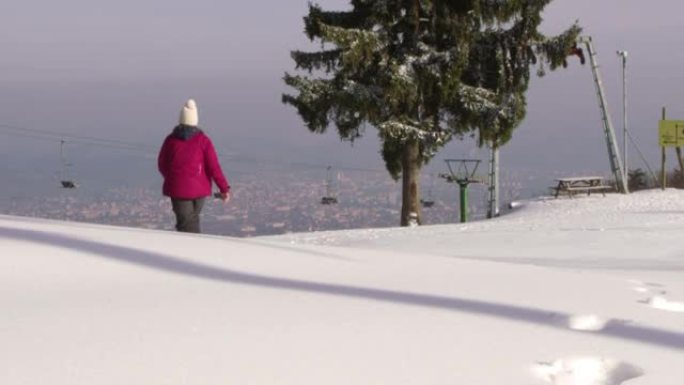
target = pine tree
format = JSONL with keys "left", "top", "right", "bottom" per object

{"left": 284, "top": 0, "right": 581, "bottom": 226}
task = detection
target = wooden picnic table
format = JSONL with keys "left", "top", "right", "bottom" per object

{"left": 553, "top": 176, "right": 612, "bottom": 198}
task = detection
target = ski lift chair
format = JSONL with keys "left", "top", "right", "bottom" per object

{"left": 59, "top": 140, "right": 78, "bottom": 189}
{"left": 321, "top": 196, "right": 338, "bottom": 205}
{"left": 420, "top": 198, "right": 434, "bottom": 208}
{"left": 60, "top": 180, "right": 77, "bottom": 189}
{"left": 421, "top": 174, "right": 436, "bottom": 207}
{"left": 320, "top": 166, "right": 338, "bottom": 205}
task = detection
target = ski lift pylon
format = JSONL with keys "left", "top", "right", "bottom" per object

{"left": 440, "top": 159, "right": 482, "bottom": 223}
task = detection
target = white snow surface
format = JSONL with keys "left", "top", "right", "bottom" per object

{"left": 2, "top": 189, "right": 683, "bottom": 384}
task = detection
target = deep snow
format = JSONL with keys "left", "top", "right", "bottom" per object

{"left": 1, "top": 189, "right": 683, "bottom": 384}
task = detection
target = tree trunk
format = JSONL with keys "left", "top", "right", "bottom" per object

{"left": 400, "top": 140, "right": 422, "bottom": 226}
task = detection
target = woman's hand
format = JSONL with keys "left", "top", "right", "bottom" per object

{"left": 220, "top": 191, "right": 231, "bottom": 203}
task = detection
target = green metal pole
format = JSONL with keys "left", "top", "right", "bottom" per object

{"left": 459, "top": 182, "right": 468, "bottom": 223}
{"left": 662, "top": 107, "right": 667, "bottom": 190}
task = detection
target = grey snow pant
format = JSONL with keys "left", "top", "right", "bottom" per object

{"left": 171, "top": 198, "right": 206, "bottom": 233}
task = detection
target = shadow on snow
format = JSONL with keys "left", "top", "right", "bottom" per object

{"left": 1, "top": 225, "right": 682, "bottom": 351}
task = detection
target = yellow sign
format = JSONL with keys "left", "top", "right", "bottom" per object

{"left": 659, "top": 120, "right": 684, "bottom": 147}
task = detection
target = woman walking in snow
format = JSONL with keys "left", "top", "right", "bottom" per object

{"left": 158, "top": 99, "right": 231, "bottom": 233}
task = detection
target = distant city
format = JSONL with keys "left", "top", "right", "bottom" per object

{"left": 0, "top": 169, "right": 528, "bottom": 237}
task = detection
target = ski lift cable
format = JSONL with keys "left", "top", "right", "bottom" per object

{"left": 1, "top": 124, "right": 384, "bottom": 173}
{"left": 625, "top": 127, "right": 659, "bottom": 183}
{"left": 0, "top": 132, "right": 157, "bottom": 156}
{"left": 216, "top": 151, "right": 387, "bottom": 174}
{"left": 0, "top": 125, "right": 398, "bottom": 192}
{"left": 0, "top": 130, "right": 64, "bottom": 143}
{"left": 0, "top": 124, "right": 155, "bottom": 150}
{"left": 0, "top": 125, "right": 341, "bottom": 171}
{"left": 0, "top": 123, "right": 390, "bottom": 175}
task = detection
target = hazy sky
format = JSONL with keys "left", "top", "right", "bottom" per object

{"left": 1, "top": 0, "right": 684, "bottom": 180}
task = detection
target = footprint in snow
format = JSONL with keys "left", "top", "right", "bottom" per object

{"left": 563, "top": 314, "right": 632, "bottom": 333}
{"left": 640, "top": 295, "right": 684, "bottom": 313}
{"left": 628, "top": 279, "right": 664, "bottom": 288}
{"left": 566, "top": 314, "right": 608, "bottom": 331}
{"left": 532, "top": 357, "right": 643, "bottom": 385}
{"left": 629, "top": 280, "right": 667, "bottom": 295}
{"left": 626, "top": 279, "right": 684, "bottom": 312}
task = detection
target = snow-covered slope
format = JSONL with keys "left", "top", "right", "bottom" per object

{"left": 1, "top": 190, "right": 683, "bottom": 385}
{"left": 268, "top": 189, "right": 684, "bottom": 271}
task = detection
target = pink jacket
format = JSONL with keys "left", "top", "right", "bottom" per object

{"left": 158, "top": 126, "right": 230, "bottom": 199}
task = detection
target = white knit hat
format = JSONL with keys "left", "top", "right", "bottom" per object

{"left": 179, "top": 99, "right": 199, "bottom": 126}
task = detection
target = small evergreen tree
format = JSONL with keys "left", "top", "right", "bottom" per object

{"left": 284, "top": 0, "right": 581, "bottom": 226}
{"left": 628, "top": 168, "right": 648, "bottom": 191}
